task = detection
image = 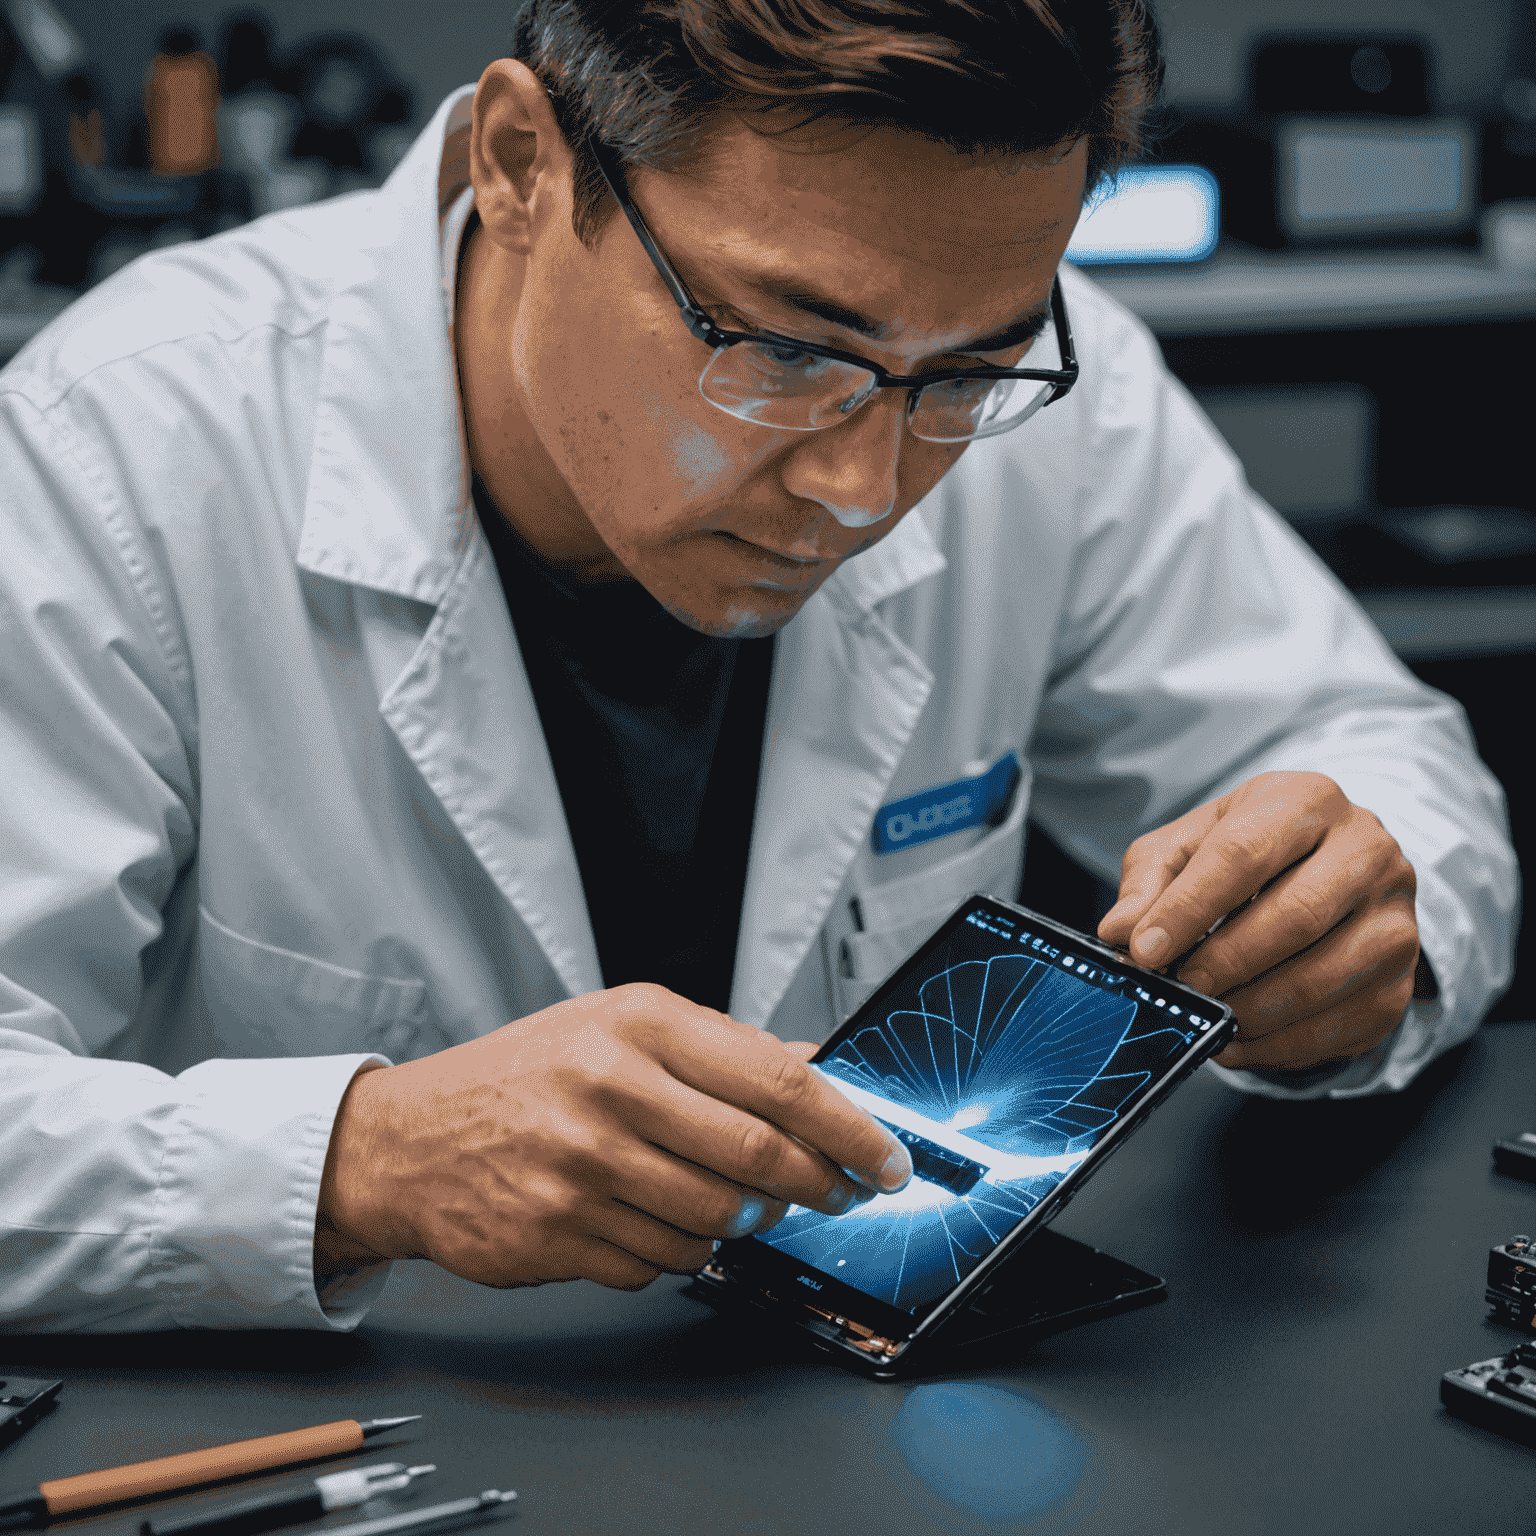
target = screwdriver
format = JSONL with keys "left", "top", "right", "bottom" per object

{"left": 141, "top": 1463, "right": 437, "bottom": 1536}
{"left": 319, "top": 1490, "right": 517, "bottom": 1536}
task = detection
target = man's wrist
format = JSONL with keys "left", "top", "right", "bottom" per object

{"left": 314, "top": 1063, "right": 393, "bottom": 1282}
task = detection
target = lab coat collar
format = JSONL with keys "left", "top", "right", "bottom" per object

{"left": 823, "top": 507, "right": 947, "bottom": 615}
{"left": 295, "top": 87, "right": 478, "bottom": 605}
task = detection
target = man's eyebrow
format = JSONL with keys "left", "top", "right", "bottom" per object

{"left": 734, "top": 270, "right": 1053, "bottom": 353}
{"left": 955, "top": 301, "right": 1053, "bottom": 353}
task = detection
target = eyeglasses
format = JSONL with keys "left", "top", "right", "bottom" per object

{"left": 589, "top": 140, "right": 1080, "bottom": 444}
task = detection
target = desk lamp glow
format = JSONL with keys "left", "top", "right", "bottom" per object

{"left": 1066, "top": 165, "right": 1220, "bottom": 265}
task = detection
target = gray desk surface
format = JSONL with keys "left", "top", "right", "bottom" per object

{"left": 5, "top": 1021, "right": 1536, "bottom": 1536}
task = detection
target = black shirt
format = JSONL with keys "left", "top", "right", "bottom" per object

{"left": 473, "top": 479, "right": 773, "bottom": 1012}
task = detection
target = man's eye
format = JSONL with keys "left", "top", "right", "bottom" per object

{"left": 761, "top": 340, "right": 817, "bottom": 369}
{"left": 928, "top": 374, "right": 993, "bottom": 403}
{"left": 712, "top": 308, "right": 821, "bottom": 370}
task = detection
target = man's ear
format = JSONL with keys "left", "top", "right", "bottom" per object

{"left": 468, "top": 58, "right": 574, "bottom": 256}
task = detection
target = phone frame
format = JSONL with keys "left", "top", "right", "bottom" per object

{"left": 698, "top": 893, "right": 1236, "bottom": 1378}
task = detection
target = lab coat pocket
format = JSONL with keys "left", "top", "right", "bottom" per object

{"left": 832, "top": 770, "right": 1031, "bottom": 1022}
{"left": 197, "top": 905, "right": 445, "bottom": 1061}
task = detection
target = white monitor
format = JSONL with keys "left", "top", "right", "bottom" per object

{"left": 1276, "top": 117, "right": 1475, "bottom": 241}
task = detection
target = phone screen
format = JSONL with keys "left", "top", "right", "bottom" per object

{"left": 748, "top": 896, "right": 1227, "bottom": 1321}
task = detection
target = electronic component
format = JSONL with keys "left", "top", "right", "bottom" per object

{"left": 1442, "top": 1340, "right": 1536, "bottom": 1447}
{"left": 1487, "top": 1235, "right": 1536, "bottom": 1331}
{"left": 0, "top": 1376, "right": 62, "bottom": 1450}
{"left": 691, "top": 893, "right": 1232, "bottom": 1378}
{"left": 1252, "top": 38, "right": 1431, "bottom": 119}
{"left": 1494, "top": 1132, "right": 1536, "bottom": 1183}
{"left": 1155, "top": 33, "right": 1477, "bottom": 253}
{"left": 875, "top": 1120, "right": 989, "bottom": 1198}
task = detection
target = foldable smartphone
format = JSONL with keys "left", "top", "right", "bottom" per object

{"left": 689, "top": 893, "right": 1235, "bottom": 1378}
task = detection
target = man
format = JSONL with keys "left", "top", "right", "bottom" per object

{"left": 0, "top": 0, "right": 1515, "bottom": 1332}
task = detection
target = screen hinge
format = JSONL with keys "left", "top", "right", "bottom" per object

{"left": 701, "top": 1262, "right": 906, "bottom": 1361}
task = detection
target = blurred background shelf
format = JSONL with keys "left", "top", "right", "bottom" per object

{"left": 1356, "top": 585, "right": 1536, "bottom": 659}
{"left": 0, "top": 258, "right": 74, "bottom": 362}
{"left": 0, "top": 301, "right": 64, "bottom": 361}
{"left": 13, "top": 244, "right": 1536, "bottom": 365}
{"left": 1093, "top": 244, "right": 1536, "bottom": 334}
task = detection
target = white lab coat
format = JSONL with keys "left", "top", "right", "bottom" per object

{"left": 0, "top": 89, "right": 1516, "bottom": 1333}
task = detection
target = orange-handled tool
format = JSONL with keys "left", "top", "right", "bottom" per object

{"left": 0, "top": 1417, "right": 420, "bottom": 1526}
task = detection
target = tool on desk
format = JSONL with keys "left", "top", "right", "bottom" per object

{"left": 323, "top": 1490, "right": 517, "bottom": 1536}
{"left": 0, "top": 1380, "right": 62, "bottom": 1453}
{"left": 0, "top": 1416, "right": 421, "bottom": 1527}
{"left": 1493, "top": 1131, "right": 1536, "bottom": 1183}
{"left": 141, "top": 1462, "right": 437, "bottom": 1536}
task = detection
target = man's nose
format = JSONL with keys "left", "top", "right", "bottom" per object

{"left": 828, "top": 499, "right": 895, "bottom": 530}
{"left": 782, "top": 390, "right": 906, "bottom": 530}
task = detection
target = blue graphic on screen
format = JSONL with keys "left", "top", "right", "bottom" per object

{"left": 757, "top": 909, "right": 1206, "bottom": 1313}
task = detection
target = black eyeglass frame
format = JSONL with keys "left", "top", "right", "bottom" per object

{"left": 588, "top": 138, "right": 1081, "bottom": 429}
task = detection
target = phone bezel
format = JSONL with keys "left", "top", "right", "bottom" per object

{"left": 708, "top": 893, "right": 1237, "bottom": 1365}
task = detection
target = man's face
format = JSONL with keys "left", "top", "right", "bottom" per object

{"left": 465, "top": 83, "right": 1086, "bottom": 637}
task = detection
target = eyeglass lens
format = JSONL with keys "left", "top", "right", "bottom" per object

{"left": 697, "top": 324, "right": 1063, "bottom": 444}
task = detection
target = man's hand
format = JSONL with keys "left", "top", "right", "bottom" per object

{"left": 314, "top": 984, "right": 912, "bottom": 1290}
{"left": 1096, "top": 772, "right": 1422, "bottom": 1073}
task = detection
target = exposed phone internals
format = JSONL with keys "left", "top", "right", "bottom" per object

{"left": 1487, "top": 1235, "right": 1536, "bottom": 1332}
{"left": 687, "top": 1224, "right": 1168, "bottom": 1371}
{"left": 695, "top": 893, "right": 1235, "bottom": 1378}
{"left": 1442, "top": 1342, "right": 1536, "bottom": 1447}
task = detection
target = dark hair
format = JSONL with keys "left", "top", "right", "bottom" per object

{"left": 511, "top": 0, "right": 1164, "bottom": 248}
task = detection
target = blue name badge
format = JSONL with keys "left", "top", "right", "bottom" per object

{"left": 871, "top": 752, "right": 1022, "bottom": 855}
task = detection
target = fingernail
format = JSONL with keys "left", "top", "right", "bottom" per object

{"left": 824, "top": 1182, "right": 861, "bottom": 1215}
{"left": 1135, "top": 927, "right": 1168, "bottom": 962}
{"left": 1182, "top": 968, "right": 1213, "bottom": 996}
{"left": 730, "top": 1198, "right": 765, "bottom": 1237}
{"left": 878, "top": 1143, "right": 913, "bottom": 1191}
